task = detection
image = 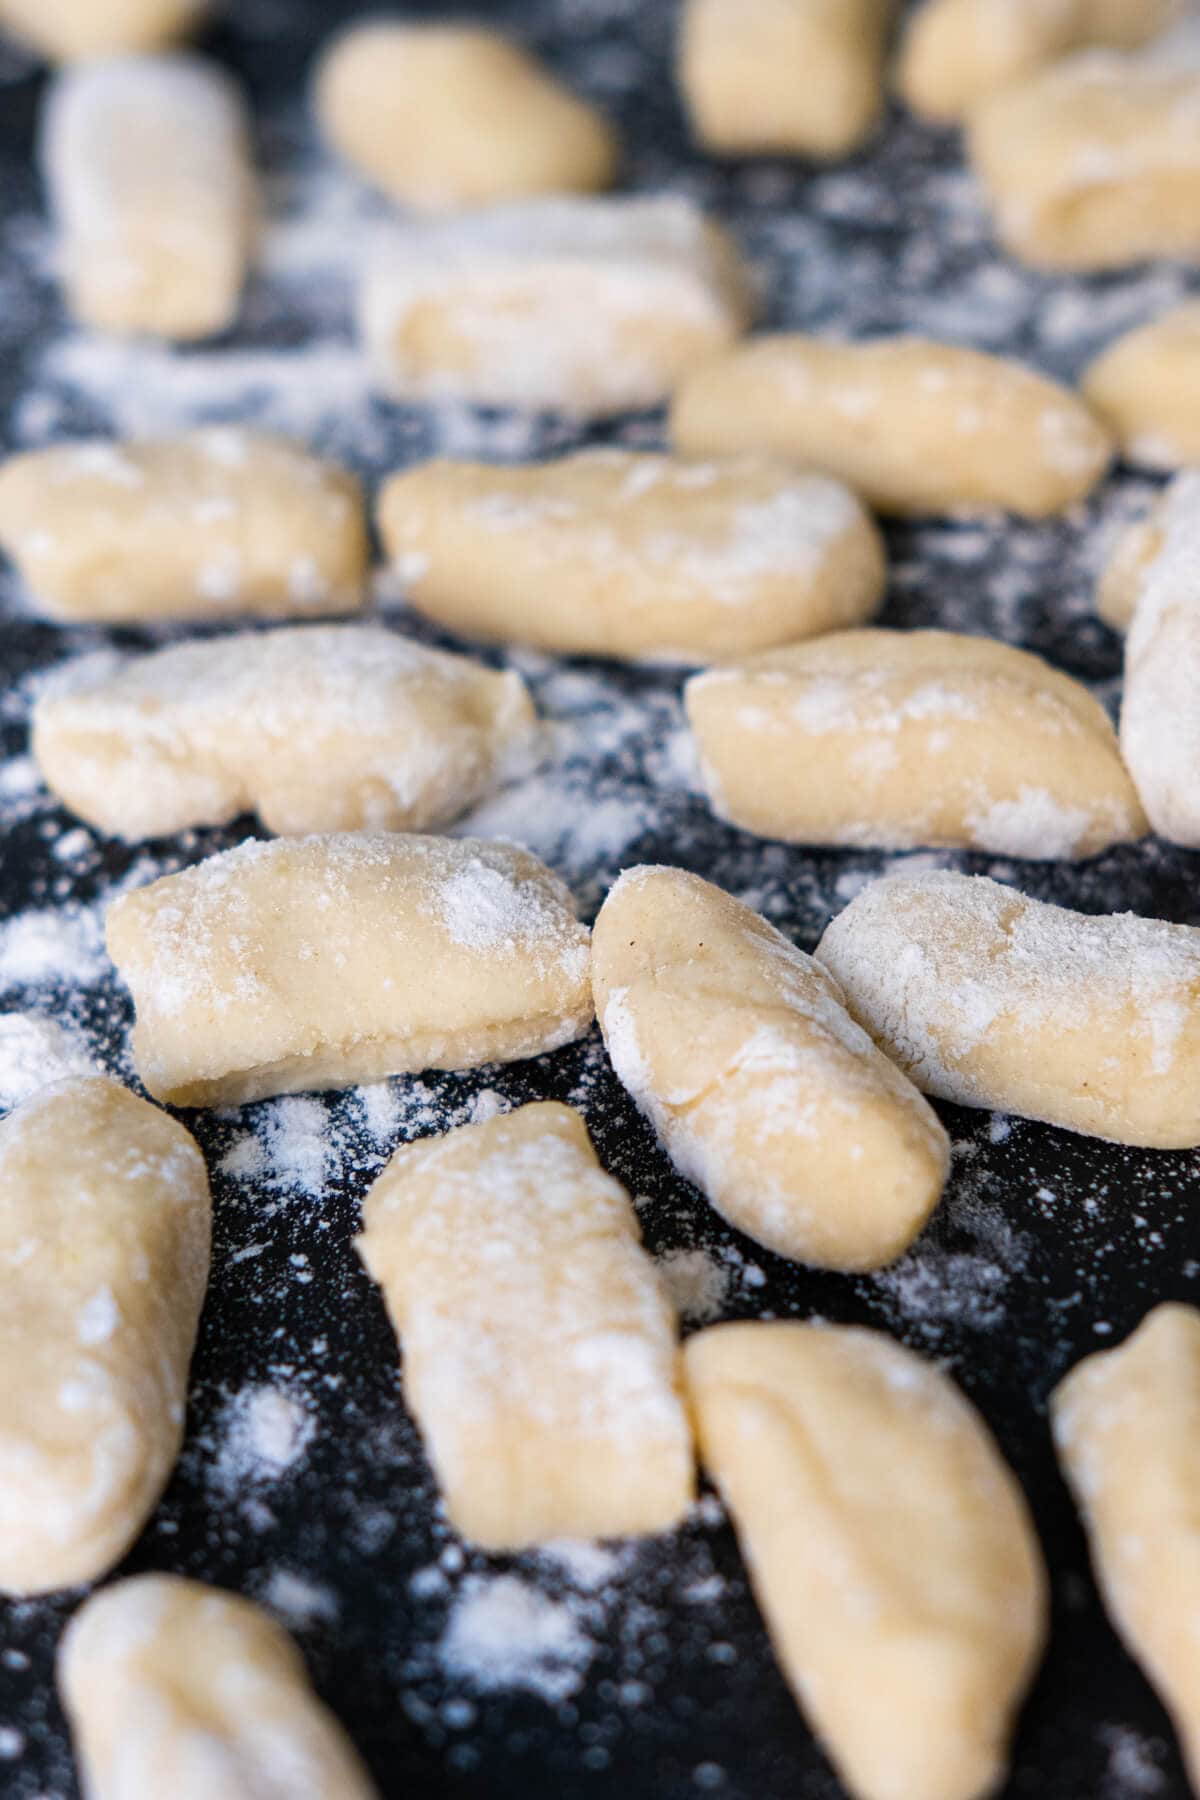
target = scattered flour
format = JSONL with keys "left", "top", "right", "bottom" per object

{"left": 261, "top": 1569, "right": 339, "bottom": 1630}
{"left": 0, "top": 1011, "right": 95, "bottom": 1108}
{"left": 219, "top": 1098, "right": 333, "bottom": 1198}
{"left": 656, "top": 1248, "right": 730, "bottom": 1324}
{"left": 213, "top": 1385, "right": 316, "bottom": 1493}
{"left": 438, "top": 1574, "right": 595, "bottom": 1704}
{"left": 0, "top": 906, "right": 105, "bottom": 989}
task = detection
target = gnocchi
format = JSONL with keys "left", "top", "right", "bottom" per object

{"left": 0, "top": 0, "right": 206, "bottom": 59}
{"left": 1083, "top": 301, "right": 1200, "bottom": 471}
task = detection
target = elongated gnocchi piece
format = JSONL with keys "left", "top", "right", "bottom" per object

{"left": 1083, "top": 302, "right": 1200, "bottom": 471}
{"left": 360, "top": 196, "right": 754, "bottom": 416}
{"left": 591, "top": 867, "right": 949, "bottom": 1272}
{"left": 685, "top": 630, "right": 1147, "bottom": 859}
{"left": 40, "top": 53, "right": 256, "bottom": 340}
{"left": 107, "top": 833, "right": 593, "bottom": 1108}
{"left": 357, "top": 1102, "right": 693, "bottom": 1548}
{"left": 1052, "top": 1304, "right": 1200, "bottom": 1793}
{"left": 0, "top": 1078, "right": 209, "bottom": 1596}
{"left": 0, "top": 0, "right": 206, "bottom": 59}
{"left": 0, "top": 429, "right": 367, "bottom": 623}
{"left": 59, "top": 1574, "right": 378, "bottom": 1800}
{"left": 33, "top": 626, "right": 537, "bottom": 842}
{"left": 671, "top": 335, "right": 1111, "bottom": 518}
{"left": 685, "top": 1323, "right": 1048, "bottom": 1800}
{"left": 678, "top": 0, "right": 894, "bottom": 159}
{"left": 314, "top": 21, "right": 617, "bottom": 209}
{"left": 818, "top": 870, "right": 1200, "bottom": 1147}
{"left": 379, "top": 452, "right": 885, "bottom": 664}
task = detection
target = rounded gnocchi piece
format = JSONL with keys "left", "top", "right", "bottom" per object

{"left": 40, "top": 53, "right": 256, "bottom": 340}
{"left": 59, "top": 1574, "right": 378, "bottom": 1800}
{"left": 671, "top": 334, "right": 1111, "bottom": 518}
{"left": 685, "top": 629, "right": 1147, "bottom": 859}
{"left": 0, "top": 1078, "right": 210, "bottom": 1596}
{"left": 360, "top": 196, "right": 755, "bottom": 416}
{"left": 817, "top": 869, "right": 1200, "bottom": 1147}
{"left": 378, "top": 451, "right": 885, "bottom": 664}
{"left": 591, "top": 867, "right": 950, "bottom": 1272}
{"left": 0, "top": 429, "right": 368, "bottom": 623}
{"left": 106, "top": 833, "right": 593, "bottom": 1108}
{"left": 678, "top": 0, "right": 894, "bottom": 159}
{"left": 0, "top": 0, "right": 206, "bottom": 59}
{"left": 32, "top": 626, "right": 537, "bottom": 842}
{"left": 685, "top": 1322, "right": 1048, "bottom": 1800}
{"left": 1083, "top": 301, "right": 1200, "bottom": 471}
{"left": 357, "top": 1102, "right": 694, "bottom": 1549}
{"left": 314, "top": 21, "right": 617, "bottom": 210}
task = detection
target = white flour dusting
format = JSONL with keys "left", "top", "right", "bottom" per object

{"left": 0, "top": 1012, "right": 95, "bottom": 1108}
{"left": 438, "top": 1575, "right": 596, "bottom": 1703}
{"left": 213, "top": 1384, "right": 316, "bottom": 1493}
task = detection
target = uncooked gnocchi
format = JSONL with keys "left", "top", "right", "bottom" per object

{"left": 671, "top": 335, "right": 1111, "bottom": 518}
{"left": 378, "top": 451, "right": 885, "bottom": 663}
{"left": 0, "top": 0, "right": 206, "bottom": 59}
{"left": 685, "top": 1323, "right": 1047, "bottom": 1800}
{"left": 591, "top": 867, "right": 949, "bottom": 1272}
{"left": 0, "top": 429, "right": 367, "bottom": 623}
{"left": 314, "top": 21, "right": 617, "bottom": 209}
{"left": 33, "top": 626, "right": 537, "bottom": 842}
{"left": 0, "top": 1078, "right": 209, "bottom": 1596}
{"left": 1083, "top": 301, "right": 1200, "bottom": 471}
{"left": 818, "top": 870, "right": 1200, "bottom": 1147}
{"left": 357, "top": 1102, "right": 694, "bottom": 1548}
{"left": 1052, "top": 1304, "right": 1200, "bottom": 1793}
{"left": 40, "top": 53, "right": 256, "bottom": 340}
{"left": 685, "top": 629, "right": 1147, "bottom": 858}
{"left": 678, "top": 0, "right": 894, "bottom": 159}
{"left": 59, "top": 1574, "right": 378, "bottom": 1799}
{"left": 360, "top": 196, "right": 754, "bottom": 415}
{"left": 106, "top": 833, "right": 593, "bottom": 1108}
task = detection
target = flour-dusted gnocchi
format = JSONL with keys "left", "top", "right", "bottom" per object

{"left": 685, "top": 1323, "right": 1047, "bottom": 1800}
{"left": 671, "top": 335, "right": 1111, "bottom": 517}
{"left": 591, "top": 867, "right": 949, "bottom": 1272}
{"left": 685, "top": 630, "right": 1147, "bottom": 858}
{"left": 40, "top": 53, "right": 256, "bottom": 340}
{"left": 357, "top": 1103, "right": 694, "bottom": 1548}
{"left": 818, "top": 870, "right": 1200, "bottom": 1146}
{"left": 314, "top": 20, "right": 617, "bottom": 209}
{"left": 1095, "top": 494, "right": 1170, "bottom": 632}
{"left": 678, "top": 0, "right": 894, "bottom": 159}
{"left": 0, "top": 0, "right": 206, "bottom": 59}
{"left": 0, "top": 429, "right": 367, "bottom": 623}
{"left": 1052, "top": 1304, "right": 1200, "bottom": 1794}
{"left": 1083, "top": 301, "right": 1200, "bottom": 470}
{"left": 59, "top": 1574, "right": 378, "bottom": 1800}
{"left": 107, "top": 834, "right": 593, "bottom": 1108}
{"left": 378, "top": 452, "right": 885, "bottom": 664}
{"left": 360, "top": 196, "right": 755, "bottom": 416}
{"left": 33, "top": 626, "right": 537, "bottom": 842}
{"left": 0, "top": 1078, "right": 209, "bottom": 1596}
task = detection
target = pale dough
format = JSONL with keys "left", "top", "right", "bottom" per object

{"left": 314, "top": 20, "right": 617, "bottom": 209}
{"left": 591, "top": 867, "right": 949, "bottom": 1272}
{"left": 685, "top": 629, "right": 1147, "bottom": 859}
{"left": 685, "top": 1322, "right": 1047, "bottom": 1800}
{"left": 1083, "top": 301, "right": 1200, "bottom": 470}
{"left": 33, "top": 625, "right": 537, "bottom": 841}
{"left": 40, "top": 53, "right": 256, "bottom": 340}
{"left": 378, "top": 451, "right": 885, "bottom": 664}
{"left": 818, "top": 869, "right": 1200, "bottom": 1147}
{"left": 0, "top": 1078, "right": 209, "bottom": 1596}
{"left": 360, "top": 196, "right": 754, "bottom": 416}
{"left": 671, "top": 334, "right": 1111, "bottom": 518}
{"left": 356, "top": 1102, "right": 694, "bottom": 1548}
{"left": 59, "top": 1573, "right": 378, "bottom": 1799}
{"left": 0, "top": 0, "right": 206, "bottom": 59}
{"left": 106, "top": 833, "right": 593, "bottom": 1108}
{"left": 0, "top": 429, "right": 368, "bottom": 623}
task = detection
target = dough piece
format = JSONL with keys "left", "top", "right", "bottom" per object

{"left": 33, "top": 626, "right": 537, "bottom": 841}
{"left": 0, "top": 1078, "right": 209, "bottom": 1596}
{"left": 378, "top": 452, "right": 885, "bottom": 664}
{"left": 591, "top": 867, "right": 949, "bottom": 1272}
{"left": 0, "top": 0, "right": 206, "bottom": 59}
{"left": 356, "top": 1102, "right": 694, "bottom": 1548}
{"left": 1083, "top": 301, "right": 1200, "bottom": 471}
{"left": 671, "top": 335, "right": 1111, "bottom": 518}
{"left": 1096, "top": 497, "right": 1168, "bottom": 633}
{"left": 106, "top": 833, "right": 593, "bottom": 1107}
{"left": 817, "top": 869, "right": 1200, "bottom": 1147}
{"left": 59, "top": 1574, "right": 378, "bottom": 1799}
{"left": 967, "top": 30, "right": 1200, "bottom": 272}
{"left": 360, "top": 196, "right": 754, "bottom": 416}
{"left": 1052, "top": 1304, "right": 1200, "bottom": 1793}
{"left": 678, "top": 0, "right": 894, "bottom": 159}
{"left": 314, "top": 21, "right": 617, "bottom": 209}
{"left": 40, "top": 54, "right": 256, "bottom": 340}
{"left": 685, "top": 1322, "right": 1047, "bottom": 1800}
{"left": 685, "top": 629, "right": 1147, "bottom": 859}
{"left": 0, "top": 430, "right": 367, "bottom": 623}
